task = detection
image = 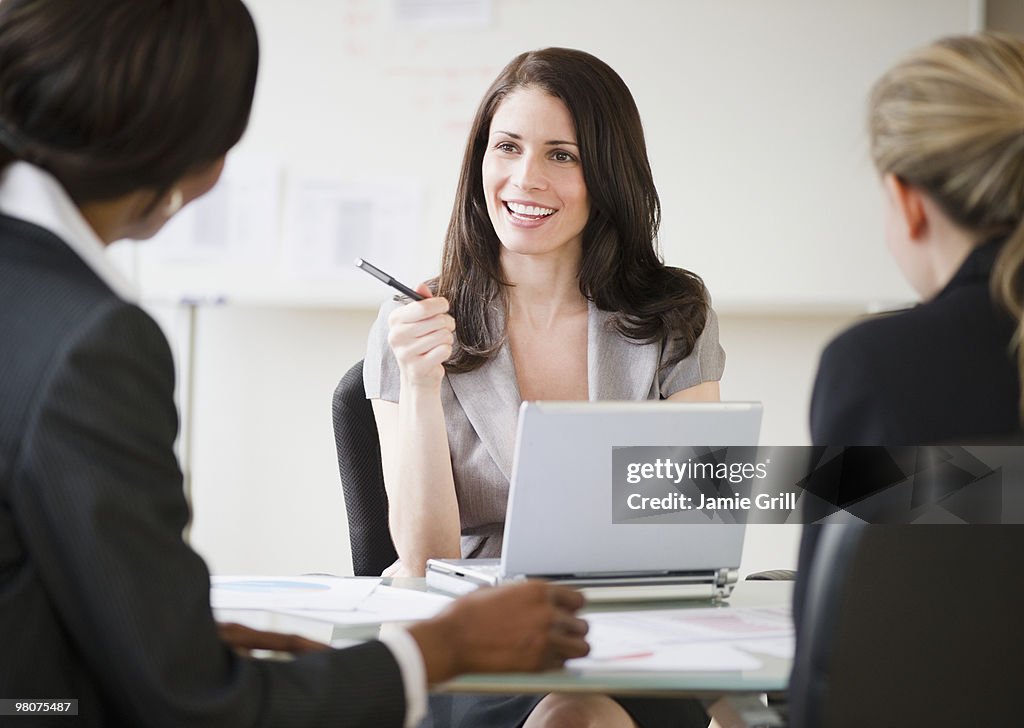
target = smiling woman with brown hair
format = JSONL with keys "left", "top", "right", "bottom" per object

{"left": 435, "top": 47, "right": 712, "bottom": 376}
{"left": 364, "top": 46, "right": 722, "bottom": 728}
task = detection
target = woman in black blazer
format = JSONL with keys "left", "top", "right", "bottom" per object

{"left": 785, "top": 33, "right": 1024, "bottom": 728}
{"left": 810, "top": 33, "right": 1024, "bottom": 447}
{"left": 0, "top": 2, "right": 587, "bottom": 725}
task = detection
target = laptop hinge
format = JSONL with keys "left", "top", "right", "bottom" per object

{"left": 713, "top": 568, "right": 739, "bottom": 599}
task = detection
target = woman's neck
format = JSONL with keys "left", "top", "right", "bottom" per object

{"left": 79, "top": 194, "right": 147, "bottom": 245}
{"left": 501, "top": 246, "right": 587, "bottom": 329}
{"left": 919, "top": 197, "right": 980, "bottom": 299}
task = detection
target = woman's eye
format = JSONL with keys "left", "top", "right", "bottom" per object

{"left": 552, "top": 150, "right": 575, "bottom": 162}
{"left": 496, "top": 142, "right": 517, "bottom": 153}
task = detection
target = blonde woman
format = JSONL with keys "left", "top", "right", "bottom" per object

{"left": 810, "top": 32, "right": 1024, "bottom": 446}
{"left": 779, "top": 34, "right": 1024, "bottom": 728}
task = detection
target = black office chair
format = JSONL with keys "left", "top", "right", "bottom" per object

{"left": 331, "top": 359, "right": 398, "bottom": 576}
{"left": 786, "top": 524, "right": 1023, "bottom": 727}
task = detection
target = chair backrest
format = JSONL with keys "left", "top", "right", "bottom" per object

{"left": 331, "top": 359, "right": 397, "bottom": 576}
{"left": 789, "top": 524, "right": 1023, "bottom": 728}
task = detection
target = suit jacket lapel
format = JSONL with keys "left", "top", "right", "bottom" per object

{"left": 447, "top": 301, "right": 662, "bottom": 483}
{"left": 588, "top": 301, "right": 660, "bottom": 400}
{"left": 447, "top": 308, "right": 521, "bottom": 482}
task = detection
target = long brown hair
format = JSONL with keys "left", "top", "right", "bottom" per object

{"left": 437, "top": 47, "right": 709, "bottom": 373}
{"left": 0, "top": 0, "right": 258, "bottom": 204}
{"left": 868, "top": 33, "right": 1024, "bottom": 412}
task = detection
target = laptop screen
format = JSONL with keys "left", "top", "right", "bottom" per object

{"left": 502, "top": 401, "right": 762, "bottom": 577}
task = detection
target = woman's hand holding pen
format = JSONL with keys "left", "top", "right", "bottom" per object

{"left": 382, "top": 281, "right": 461, "bottom": 570}
{"left": 387, "top": 283, "right": 456, "bottom": 389}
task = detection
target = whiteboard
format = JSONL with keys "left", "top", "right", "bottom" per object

{"left": 132, "top": 0, "right": 973, "bottom": 311}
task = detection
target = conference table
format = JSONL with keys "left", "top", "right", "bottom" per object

{"left": 345, "top": 578, "right": 794, "bottom": 700}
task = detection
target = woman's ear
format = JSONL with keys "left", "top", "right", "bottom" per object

{"left": 883, "top": 173, "right": 928, "bottom": 242}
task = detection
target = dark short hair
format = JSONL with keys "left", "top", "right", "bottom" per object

{"left": 0, "top": 0, "right": 259, "bottom": 203}
{"left": 438, "top": 47, "right": 708, "bottom": 373}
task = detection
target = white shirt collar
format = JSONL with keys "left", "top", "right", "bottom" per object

{"left": 0, "top": 161, "right": 138, "bottom": 302}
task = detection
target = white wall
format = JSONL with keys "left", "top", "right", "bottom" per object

{"left": 136, "top": 0, "right": 974, "bottom": 310}
{"left": 181, "top": 305, "right": 379, "bottom": 577}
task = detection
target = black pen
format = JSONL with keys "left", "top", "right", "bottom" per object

{"left": 355, "top": 258, "right": 425, "bottom": 301}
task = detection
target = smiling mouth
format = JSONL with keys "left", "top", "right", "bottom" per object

{"left": 504, "top": 201, "right": 557, "bottom": 221}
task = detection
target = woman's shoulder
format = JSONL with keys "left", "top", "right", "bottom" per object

{"left": 655, "top": 302, "right": 725, "bottom": 392}
{"left": 825, "top": 298, "right": 973, "bottom": 363}
{"left": 364, "top": 297, "right": 407, "bottom": 401}
{"left": 825, "top": 309, "right": 907, "bottom": 356}
{"left": 814, "top": 305, "right": 940, "bottom": 409}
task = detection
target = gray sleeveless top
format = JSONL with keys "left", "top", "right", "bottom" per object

{"left": 364, "top": 299, "right": 726, "bottom": 559}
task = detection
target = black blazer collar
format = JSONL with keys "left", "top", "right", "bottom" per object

{"left": 935, "top": 236, "right": 1005, "bottom": 300}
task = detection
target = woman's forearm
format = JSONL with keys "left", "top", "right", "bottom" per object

{"left": 374, "top": 389, "right": 461, "bottom": 575}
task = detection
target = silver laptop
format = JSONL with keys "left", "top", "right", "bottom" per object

{"left": 426, "top": 401, "right": 763, "bottom": 602}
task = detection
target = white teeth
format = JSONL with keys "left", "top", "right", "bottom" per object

{"left": 506, "top": 201, "right": 556, "bottom": 217}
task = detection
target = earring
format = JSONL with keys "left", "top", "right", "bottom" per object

{"left": 165, "top": 188, "right": 183, "bottom": 216}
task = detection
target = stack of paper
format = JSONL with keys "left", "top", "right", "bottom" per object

{"left": 210, "top": 575, "right": 380, "bottom": 611}
{"left": 569, "top": 606, "right": 795, "bottom": 672}
{"left": 209, "top": 576, "right": 453, "bottom": 626}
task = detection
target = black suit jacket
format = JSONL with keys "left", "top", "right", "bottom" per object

{"left": 794, "top": 239, "right": 1021, "bottom": 722}
{"left": 810, "top": 238, "right": 1020, "bottom": 446}
{"left": 0, "top": 214, "right": 406, "bottom": 726}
